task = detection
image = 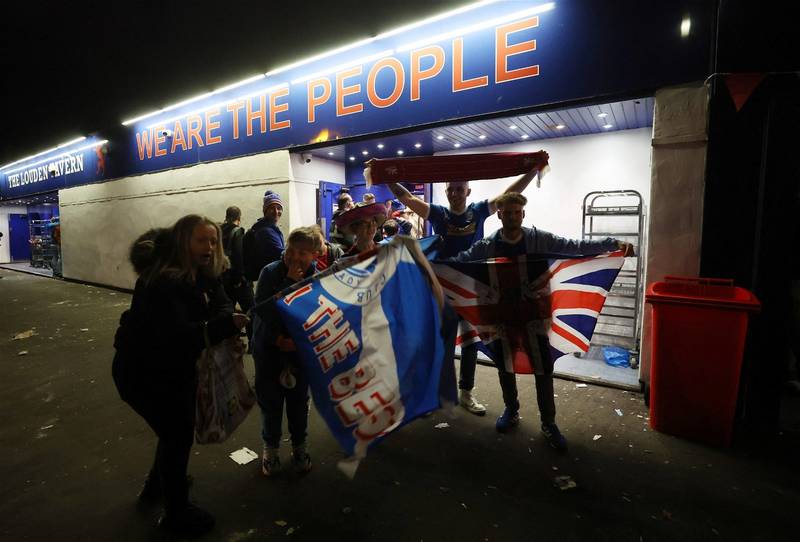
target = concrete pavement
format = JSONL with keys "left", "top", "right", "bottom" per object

{"left": 1, "top": 268, "right": 798, "bottom": 541}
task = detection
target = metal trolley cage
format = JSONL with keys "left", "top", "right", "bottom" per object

{"left": 29, "top": 218, "right": 58, "bottom": 269}
{"left": 581, "top": 190, "right": 645, "bottom": 363}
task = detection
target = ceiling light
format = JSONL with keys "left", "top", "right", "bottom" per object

{"left": 290, "top": 50, "right": 394, "bottom": 85}
{"left": 680, "top": 16, "right": 691, "bottom": 38}
{"left": 603, "top": 124, "right": 613, "bottom": 129}
{"left": 397, "top": 149, "right": 404, "bottom": 155}
{"left": 453, "top": 142, "right": 461, "bottom": 148}
{"left": 3, "top": 140, "right": 109, "bottom": 174}
{"left": 509, "top": 124, "right": 517, "bottom": 130}
{"left": 122, "top": 74, "right": 265, "bottom": 126}
{"left": 414, "top": 143, "right": 422, "bottom": 148}
{"left": 436, "top": 135, "right": 445, "bottom": 140}
{"left": 362, "top": 150, "right": 369, "bottom": 155}
{"left": 145, "top": 83, "right": 289, "bottom": 129}
{"left": 327, "top": 151, "right": 335, "bottom": 156}
{"left": 521, "top": 134, "right": 529, "bottom": 139}
{"left": 597, "top": 112, "right": 608, "bottom": 118}
{"left": 478, "top": 134, "right": 487, "bottom": 140}
{"left": 0, "top": 136, "right": 87, "bottom": 171}
{"left": 349, "top": 156, "right": 355, "bottom": 161}
{"left": 377, "top": 143, "right": 385, "bottom": 149}
{"left": 397, "top": 2, "right": 556, "bottom": 52}
{"left": 266, "top": 0, "right": 502, "bottom": 77}
{"left": 555, "top": 124, "right": 566, "bottom": 130}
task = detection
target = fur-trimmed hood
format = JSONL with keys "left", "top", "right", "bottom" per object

{"left": 129, "top": 228, "right": 172, "bottom": 276}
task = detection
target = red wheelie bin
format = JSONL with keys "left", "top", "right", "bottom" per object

{"left": 645, "top": 276, "right": 760, "bottom": 446}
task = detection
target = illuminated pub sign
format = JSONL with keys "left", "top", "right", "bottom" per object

{"left": 0, "top": 138, "right": 108, "bottom": 198}
{"left": 120, "top": 0, "right": 712, "bottom": 175}
{"left": 0, "top": 1, "right": 712, "bottom": 196}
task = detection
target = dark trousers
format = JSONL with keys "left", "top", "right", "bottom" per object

{"left": 253, "top": 356, "right": 309, "bottom": 448}
{"left": 458, "top": 343, "right": 478, "bottom": 391}
{"left": 497, "top": 370, "right": 556, "bottom": 424}
{"left": 112, "top": 354, "right": 195, "bottom": 513}
{"left": 223, "top": 278, "right": 255, "bottom": 339}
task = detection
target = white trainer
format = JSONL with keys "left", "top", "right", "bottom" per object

{"left": 459, "top": 389, "right": 487, "bottom": 416}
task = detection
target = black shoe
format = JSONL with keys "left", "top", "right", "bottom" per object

{"left": 541, "top": 422, "right": 568, "bottom": 451}
{"left": 137, "top": 474, "right": 194, "bottom": 506}
{"left": 137, "top": 476, "right": 160, "bottom": 506}
{"left": 158, "top": 502, "right": 215, "bottom": 537}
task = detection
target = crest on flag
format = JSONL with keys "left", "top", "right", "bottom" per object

{"left": 273, "top": 237, "right": 454, "bottom": 475}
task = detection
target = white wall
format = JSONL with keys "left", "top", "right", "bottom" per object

{"left": 0, "top": 205, "right": 27, "bottom": 263}
{"left": 289, "top": 154, "right": 345, "bottom": 228}
{"left": 639, "top": 83, "right": 709, "bottom": 382}
{"left": 431, "top": 128, "right": 653, "bottom": 241}
{"left": 59, "top": 151, "right": 295, "bottom": 289}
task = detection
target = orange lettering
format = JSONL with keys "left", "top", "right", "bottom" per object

{"left": 246, "top": 95, "right": 267, "bottom": 136}
{"left": 336, "top": 66, "right": 363, "bottom": 117}
{"left": 186, "top": 115, "right": 205, "bottom": 149}
{"left": 270, "top": 87, "right": 291, "bottom": 131}
{"left": 495, "top": 17, "right": 539, "bottom": 84}
{"left": 227, "top": 100, "right": 245, "bottom": 139}
{"left": 410, "top": 45, "right": 445, "bottom": 101}
{"left": 153, "top": 125, "right": 167, "bottom": 157}
{"left": 453, "top": 38, "right": 488, "bottom": 92}
{"left": 205, "top": 108, "right": 222, "bottom": 145}
{"left": 136, "top": 129, "right": 154, "bottom": 160}
{"left": 307, "top": 78, "right": 332, "bottom": 123}
{"left": 171, "top": 120, "right": 187, "bottom": 153}
{"left": 367, "top": 58, "right": 405, "bottom": 108}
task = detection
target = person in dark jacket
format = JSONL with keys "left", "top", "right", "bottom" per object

{"left": 452, "top": 193, "right": 633, "bottom": 450}
{"left": 251, "top": 226, "right": 321, "bottom": 477}
{"left": 329, "top": 192, "right": 354, "bottom": 251}
{"left": 312, "top": 224, "right": 343, "bottom": 271}
{"left": 335, "top": 202, "right": 388, "bottom": 257}
{"left": 112, "top": 214, "right": 249, "bottom": 537}
{"left": 221, "top": 206, "right": 254, "bottom": 340}
{"left": 244, "top": 190, "right": 285, "bottom": 281}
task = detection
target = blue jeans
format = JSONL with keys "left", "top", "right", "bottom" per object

{"left": 253, "top": 356, "right": 309, "bottom": 448}
{"left": 497, "top": 370, "right": 556, "bottom": 424}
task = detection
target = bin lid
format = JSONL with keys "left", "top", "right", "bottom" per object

{"left": 645, "top": 276, "right": 760, "bottom": 312}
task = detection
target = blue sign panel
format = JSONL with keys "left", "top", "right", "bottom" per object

{"left": 118, "top": 0, "right": 712, "bottom": 177}
{"left": 0, "top": 138, "right": 108, "bottom": 198}
{"left": 1, "top": 0, "right": 713, "bottom": 197}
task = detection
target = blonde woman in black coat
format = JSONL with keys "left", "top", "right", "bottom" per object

{"left": 113, "top": 215, "right": 248, "bottom": 537}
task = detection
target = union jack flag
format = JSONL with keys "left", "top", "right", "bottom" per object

{"left": 431, "top": 251, "right": 625, "bottom": 374}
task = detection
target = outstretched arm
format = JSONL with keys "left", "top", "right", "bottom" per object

{"left": 488, "top": 151, "right": 549, "bottom": 213}
{"left": 387, "top": 183, "right": 430, "bottom": 219}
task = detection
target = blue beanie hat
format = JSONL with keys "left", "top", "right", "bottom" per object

{"left": 263, "top": 190, "right": 283, "bottom": 208}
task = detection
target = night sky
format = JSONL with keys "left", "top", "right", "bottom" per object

{"left": 1, "top": 0, "right": 467, "bottom": 166}
{"left": 3, "top": 1, "right": 795, "bottom": 168}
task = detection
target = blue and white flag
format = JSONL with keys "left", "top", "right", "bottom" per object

{"left": 273, "top": 236, "right": 453, "bottom": 475}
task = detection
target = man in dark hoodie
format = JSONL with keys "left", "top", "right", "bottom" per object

{"left": 221, "top": 206, "right": 254, "bottom": 317}
{"left": 243, "top": 190, "right": 285, "bottom": 281}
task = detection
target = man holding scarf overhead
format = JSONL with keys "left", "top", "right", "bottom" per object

{"left": 384, "top": 152, "right": 548, "bottom": 416}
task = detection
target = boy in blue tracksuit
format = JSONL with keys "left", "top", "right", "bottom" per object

{"left": 251, "top": 226, "right": 321, "bottom": 476}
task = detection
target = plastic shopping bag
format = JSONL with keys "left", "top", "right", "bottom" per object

{"left": 195, "top": 337, "right": 256, "bottom": 444}
{"left": 602, "top": 345, "right": 631, "bottom": 368}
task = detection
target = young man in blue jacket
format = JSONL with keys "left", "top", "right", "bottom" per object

{"left": 454, "top": 192, "right": 634, "bottom": 450}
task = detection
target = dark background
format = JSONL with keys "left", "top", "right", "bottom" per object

{"left": 0, "top": 0, "right": 466, "bottom": 166}
{"left": 1, "top": 0, "right": 795, "bottom": 167}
